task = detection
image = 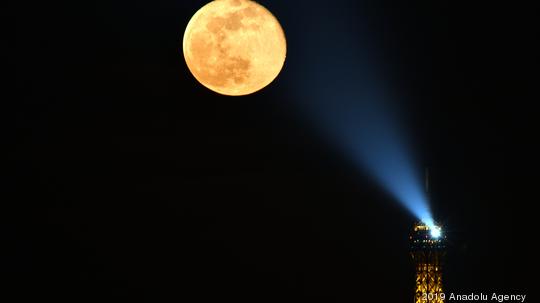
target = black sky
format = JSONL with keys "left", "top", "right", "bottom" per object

{"left": 11, "top": 0, "right": 536, "bottom": 301}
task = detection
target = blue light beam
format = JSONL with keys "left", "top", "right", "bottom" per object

{"left": 289, "top": 1, "right": 435, "bottom": 226}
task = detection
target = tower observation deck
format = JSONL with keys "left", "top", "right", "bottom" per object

{"left": 410, "top": 222, "right": 446, "bottom": 303}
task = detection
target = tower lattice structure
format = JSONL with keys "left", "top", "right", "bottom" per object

{"left": 410, "top": 222, "right": 446, "bottom": 303}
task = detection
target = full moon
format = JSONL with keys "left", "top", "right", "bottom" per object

{"left": 183, "top": 0, "right": 287, "bottom": 96}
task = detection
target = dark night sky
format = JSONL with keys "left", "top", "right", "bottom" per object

{"left": 11, "top": 0, "right": 536, "bottom": 301}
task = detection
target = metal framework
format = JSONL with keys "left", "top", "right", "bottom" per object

{"left": 410, "top": 222, "right": 446, "bottom": 303}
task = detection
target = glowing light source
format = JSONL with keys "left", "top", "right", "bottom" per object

{"left": 430, "top": 226, "right": 442, "bottom": 238}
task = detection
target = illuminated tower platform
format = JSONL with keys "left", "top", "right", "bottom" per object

{"left": 410, "top": 222, "right": 446, "bottom": 303}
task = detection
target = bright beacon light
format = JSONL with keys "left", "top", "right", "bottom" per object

{"left": 430, "top": 226, "right": 442, "bottom": 238}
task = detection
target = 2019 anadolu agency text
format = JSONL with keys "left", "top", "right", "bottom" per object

{"left": 423, "top": 293, "right": 527, "bottom": 302}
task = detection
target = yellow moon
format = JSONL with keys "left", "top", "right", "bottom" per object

{"left": 183, "top": 0, "right": 287, "bottom": 96}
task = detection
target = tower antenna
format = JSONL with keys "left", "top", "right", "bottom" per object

{"left": 425, "top": 167, "right": 430, "bottom": 195}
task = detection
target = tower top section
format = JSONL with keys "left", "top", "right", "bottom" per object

{"left": 410, "top": 221, "right": 446, "bottom": 251}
